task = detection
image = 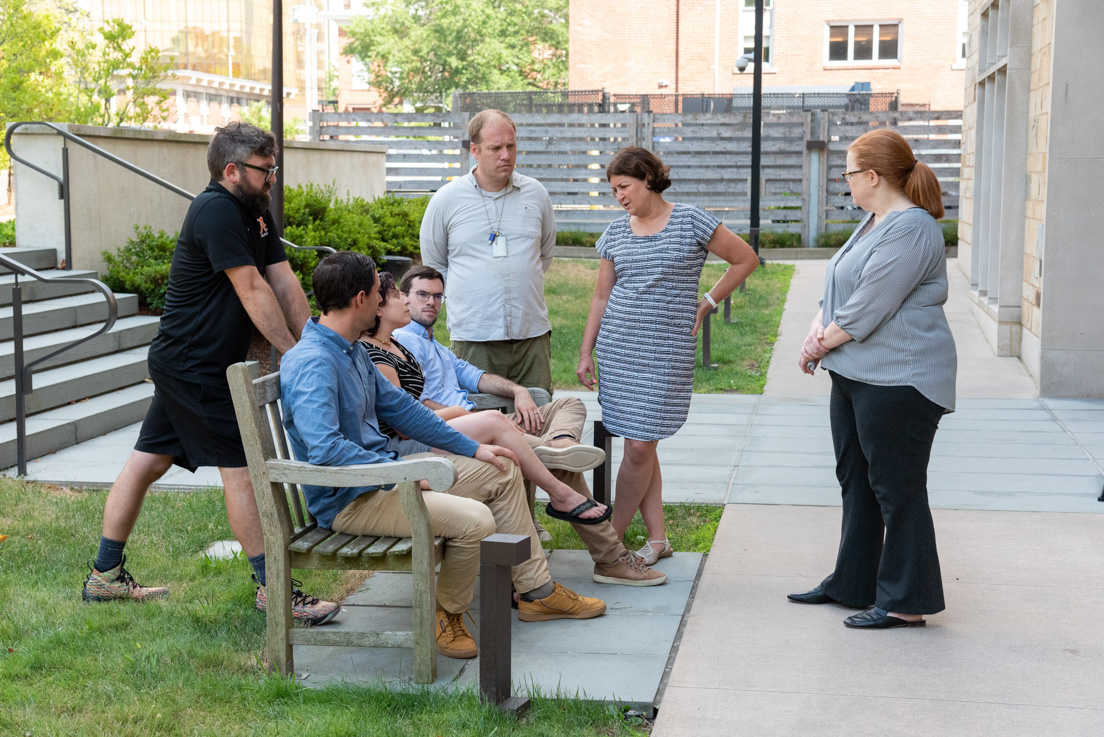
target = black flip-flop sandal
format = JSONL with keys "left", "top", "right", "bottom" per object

{"left": 544, "top": 499, "right": 612, "bottom": 526}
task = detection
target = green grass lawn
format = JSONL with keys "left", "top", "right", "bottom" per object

{"left": 535, "top": 503, "right": 723, "bottom": 555}
{"left": 0, "top": 480, "right": 647, "bottom": 736}
{"left": 434, "top": 259, "right": 793, "bottom": 394}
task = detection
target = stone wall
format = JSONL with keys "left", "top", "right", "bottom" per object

{"left": 9, "top": 124, "right": 385, "bottom": 274}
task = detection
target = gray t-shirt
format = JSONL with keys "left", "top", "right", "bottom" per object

{"left": 820, "top": 207, "right": 957, "bottom": 411}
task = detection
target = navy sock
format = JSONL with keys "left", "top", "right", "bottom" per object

{"left": 94, "top": 536, "right": 126, "bottom": 573}
{"left": 248, "top": 553, "right": 266, "bottom": 587}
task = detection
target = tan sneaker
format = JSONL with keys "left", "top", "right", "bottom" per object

{"left": 594, "top": 553, "right": 668, "bottom": 587}
{"left": 533, "top": 444, "right": 606, "bottom": 472}
{"left": 518, "top": 582, "right": 606, "bottom": 622}
{"left": 435, "top": 608, "right": 478, "bottom": 658}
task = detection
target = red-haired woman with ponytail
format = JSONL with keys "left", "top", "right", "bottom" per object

{"left": 788, "top": 129, "right": 957, "bottom": 630}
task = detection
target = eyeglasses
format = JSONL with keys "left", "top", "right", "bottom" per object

{"left": 237, "top": 161, "right": 279, "bottom": 182}
{"left": 404, "top": 290, "right": 444, "bottom": 303}
{"left": 839, "top": 169, "right": 872, "bottom": 183}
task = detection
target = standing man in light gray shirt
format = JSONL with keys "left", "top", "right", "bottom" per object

{"left": 420, "top": 109, "right": 557, "bottom": 395}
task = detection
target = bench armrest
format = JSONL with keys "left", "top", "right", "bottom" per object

{"left": 469, "top": 387, "right": 551, "bottom": 412}
{"left": 266, "top": 456, "right": 457, "bottom": 491}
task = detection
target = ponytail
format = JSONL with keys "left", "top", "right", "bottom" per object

{"left": 905, "top": 162, "right": 944, "bottom": 220}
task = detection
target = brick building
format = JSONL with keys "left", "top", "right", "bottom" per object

{"left": 958, "top": 0, "right": 1103, "bottom": 396}
{"left": 569, "top": 0, "right": 968, "bottom": 110}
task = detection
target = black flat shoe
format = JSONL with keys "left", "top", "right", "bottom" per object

{"left": 844, "top": 607, "right": 926, "bottom": 629}
{"left": 787, "top": 585, "right": 835, "bottom": 604}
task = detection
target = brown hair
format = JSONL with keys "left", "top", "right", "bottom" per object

{"left": 365, "top": 271, "right": 398, "bottom": 337}
{"left": 849, "top": 129, "right": 944, "bottom": 219}
{"left": 468, "top": 110, "right": 516, "bottom": 144}
{"left": 606, "top": 147, "right": 672, "bottom": 193}
{"left": 400, "top": 265, "right": 445, "bottom": 293}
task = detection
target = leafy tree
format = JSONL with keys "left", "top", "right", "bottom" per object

{"left": 238, "top": 100, "right": 305, "bottom": 139}
{"left": 343, "top": 0, "right": 568, "bottom": 108}
{"left": 66, "top": 17, "right": 172, "bottom": 127}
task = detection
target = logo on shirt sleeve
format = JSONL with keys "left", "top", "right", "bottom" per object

{"left": 257, "top": 217, "right": 269, "bottom": 238}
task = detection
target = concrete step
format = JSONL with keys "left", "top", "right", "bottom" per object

{"left": 0, "top": 382, "right": 154, "bottom": 470}
{"left": 0, "top": 347, "right": 150, "bottom": 422}
{"left": 0, "top": 315, "right": 160, "bottom": 380}
{"left": 0, "top": 292, "right": 139, "bottom": 340}
{"left": 0, "top": 270, "right": 102, "bottom": 306}
{"left": 0, "top": 247, "right": 59, "bottom": 273}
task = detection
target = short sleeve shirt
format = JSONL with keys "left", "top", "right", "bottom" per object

{"left": 147, "top": 181, "right": 287, "bottom": 385}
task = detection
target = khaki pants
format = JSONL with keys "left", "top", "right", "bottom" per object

{"left": 511, "top": 398, "right": 628, "bottom": 566}
{"left": 451, "top": 332, "right": 552, "bottom": 396}
{"left": 330, "top": 453, "right": 550, "bottom": 614}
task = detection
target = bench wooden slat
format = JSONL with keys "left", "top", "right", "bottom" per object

{"left": 314, "top": 532, "right": 358, "bottom": 556}
{"left": 288, "top": 527, "right": 336, "bottom": 553}
{"left": 289, "top": 629, "right": 414, "bottom": 648}
{"left": 388, "top": 538, "right": 414, "bottom": 556}
{"left": 366, "top": 536, "right": 401, "bottom": 556}
{"left": 338, "top": 535, "right": 380, "bottom": 557}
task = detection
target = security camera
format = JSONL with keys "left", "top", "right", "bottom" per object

{"left": 734, "top": 54, "right": 754, "bottom": 73}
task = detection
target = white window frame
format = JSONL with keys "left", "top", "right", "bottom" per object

{"left": 824, "top": 21, "right": 902, "bottom": 66}
{"left": 738, "top": 3, "right": 775, "bottom": 72}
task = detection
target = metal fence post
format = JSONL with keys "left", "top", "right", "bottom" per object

{"left": 591, "top": 421, "right": 617, "bottom": 507}
{"left": 12, "top": 280, "right": 27, "bottom": 476}
{"left": 701, "top": 306, "right": 719, "bottom": 370}
{"left": 479, "top": 533, "right": 532, "bottom": 715}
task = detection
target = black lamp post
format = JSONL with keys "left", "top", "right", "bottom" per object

{"left": 271, "top": 0, "right": 285, "bottom": 231}
{"left": 749, "top": 0, "right": 764, "bottom": 257}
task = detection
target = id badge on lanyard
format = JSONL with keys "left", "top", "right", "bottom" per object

{"left": 489, "top": 231, "right": 507, "bottom": 258}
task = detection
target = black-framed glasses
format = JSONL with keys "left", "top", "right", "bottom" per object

{"left": 403, "top": 289, "right": 444, "bottom": 303}
{"left": 237, "top": 161, "right": 279, "bottom": 181}
{"left": 839, "top": 169, "right": 871, "bottom": 183}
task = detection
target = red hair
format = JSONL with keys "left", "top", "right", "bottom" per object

{"left": 849, "top": 129, "right": 944, "bottom": 219}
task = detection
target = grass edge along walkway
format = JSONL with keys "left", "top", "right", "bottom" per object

{"left": 0, "top": 480, "right": 676, "bottom": 735}
{"left": 432, "top": 259, "right": 794, "bottom": 395}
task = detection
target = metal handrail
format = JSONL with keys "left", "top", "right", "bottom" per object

{"left": 2, "top": 121, "right": 335, "bottom": 474}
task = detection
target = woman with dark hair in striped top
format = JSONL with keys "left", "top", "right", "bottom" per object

{"left": 360, "top": 272, "right": 612, "bottom": 523}
{"left": 790, "top": 129, "right": 957, "bottom": 630}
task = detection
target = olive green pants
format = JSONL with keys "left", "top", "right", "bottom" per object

{"left": 450, "top": 331, "right": 552, "bottom": 396}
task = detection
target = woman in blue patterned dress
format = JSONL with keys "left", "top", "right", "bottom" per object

{"left": 577, "top": 147, "right": 759, "bottom": 563}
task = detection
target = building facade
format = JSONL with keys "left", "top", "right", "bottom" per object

{"left": 569, "top": 0, "right": 968, "bottom": 110}
{"left": 958, "top": 0, "right": 1104, "bottom": 396}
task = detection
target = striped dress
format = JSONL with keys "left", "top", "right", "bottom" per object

{"left": 595, "top": 203, "right": 720, "bottom": 440}
{"left": 361, "top": 338, "right": 426, "bottom": 439}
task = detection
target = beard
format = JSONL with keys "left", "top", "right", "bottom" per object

{"left": 236, "top": 181, "right": 272, "bottom": 217}
{"left": 409, "top": 312, "right": 437, "bottom": 329}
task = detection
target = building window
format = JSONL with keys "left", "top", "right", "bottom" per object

{"left": 742, "top": 36, "right": 772, "bottom": 65}
{"left": 743, "top": 0, "right": 772, "bottom": 7}
{"left": 738, "top": 0, "right": 774, "bottom": 71}
{"left": 826, "top": 22, "right": 901, "bottom": 64}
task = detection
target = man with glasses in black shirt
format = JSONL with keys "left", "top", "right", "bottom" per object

{"left": 82, "top": 122, "right": 340, "bottom": 626}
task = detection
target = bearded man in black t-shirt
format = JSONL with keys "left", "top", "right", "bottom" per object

{"left": 81, "top": 122, "right": 339, "bottom": 626}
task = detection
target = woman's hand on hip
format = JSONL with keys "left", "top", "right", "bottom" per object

{"left": 577, "top": 353, "right": 598, "bottom": 390}
{"left": 691, "top": 298, "right": 714, "bottom": 337}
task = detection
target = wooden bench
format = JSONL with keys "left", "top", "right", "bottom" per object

{"left": 226, "top": 362, "right": 458, "bottom": 684}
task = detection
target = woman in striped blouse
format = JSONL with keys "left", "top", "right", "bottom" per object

{"left": 788, "top": 129, "right": 957, "bottom": 630}
{"left": 360, "top": 272, "right": 610, "bottom": 522}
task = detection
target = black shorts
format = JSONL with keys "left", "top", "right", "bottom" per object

{"left": 135, "top": 365, "right": 246, "bottom": 471}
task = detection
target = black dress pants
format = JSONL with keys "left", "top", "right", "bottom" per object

{"left": 820, "top": 372, "right": 946, "bottom": 615}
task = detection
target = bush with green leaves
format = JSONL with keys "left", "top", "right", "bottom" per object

{"left": 101, "top": 225, "right": 177, "bottom": 311}
{"left": 0, "top": 219, "right": 15, "bottom": 248}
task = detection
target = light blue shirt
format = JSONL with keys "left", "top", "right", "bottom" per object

{"left": 281, "top": 318, "right": 479, "bottom": 529}
{"left": 394, "top": 321, "right": 485, "bottom": 411}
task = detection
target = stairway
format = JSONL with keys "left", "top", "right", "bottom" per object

{"left": 0, "top": 247, "right": 161, "bottom": 470}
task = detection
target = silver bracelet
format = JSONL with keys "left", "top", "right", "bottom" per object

{"left": 703, "top": 291, "right": 718, "bottom": 309}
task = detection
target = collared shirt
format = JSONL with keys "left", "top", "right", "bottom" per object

{"left": 394, "top": 321, "right": 484, "bottom": 411}
{"left": 419, "top": 167, "right": 557, "bottom": 342}
{"left": 820, "top": 208, "right": 957, "bottom": 412}
{"left": 281, "top": 318, "right": 479, "bottom": 529}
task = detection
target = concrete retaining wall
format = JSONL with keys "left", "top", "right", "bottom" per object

{"left": 9, "top": 124, "right": 385, "bottom": 274}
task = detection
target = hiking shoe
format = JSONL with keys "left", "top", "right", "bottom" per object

{"left": 435, "top": 607, "right": 478, "bottom": 659}
{"left": 518, "top": 582, "right": 606, "bottom": 622}
{"left": 532, "top": 516, "right": 553, "bottom": 545}
{"left": 255, "top": 575, "right": 340, "bottom": 627}
{"left": 593, "top": 553, "right": 668, "bottom": 587}
{"left": 82, "top": 557, "right": 169, "bottom": 602}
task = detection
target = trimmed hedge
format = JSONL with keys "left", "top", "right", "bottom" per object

{"left": 101, "top": 186, "right": 429, "bottom": 313}
{"left": 0, "top": 219, "right": 14, "bottom": 248}
{"left": 817, "top": 219, "right": 959, "bottom": 249}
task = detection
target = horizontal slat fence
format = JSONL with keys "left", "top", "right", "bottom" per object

{"left": 315, "top": 109, "right": 961, "bottom": 239}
